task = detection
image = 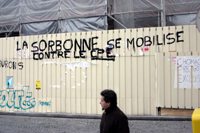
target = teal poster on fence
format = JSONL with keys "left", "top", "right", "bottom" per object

{"left": 6, "top": 77, "right": 13, "bottom": 88}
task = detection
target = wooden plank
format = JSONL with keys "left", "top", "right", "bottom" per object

{"left": 24, "top": 36, "right": 30, "bottom": 112}
{"left": 59, "top": 33, "right": 65, "bottom": 113}
{"left": 51, "top": 34, "right": 57, "bottom": 113}
{"left": 130, "top": 29, "right": 137, "bottom": 56}
{"left": 113, "top": 32, "right": 120, "bottom": 110}
{"left": 65, "top": 32, "right": 71, "bottom": 113}
{"left": 21, "top": 59, "right": 26, "bottom": 112}
{"left": 102, "top": 30, "right": 108, "bottom": 91}
{"left": 29, "top": 35, "right": 37, "bottom": 112}
{"left": 11, "top": 37, "right": 17, "bottom": 111}
{"left": 37, "top": 35, "right": 43, "bottom": 113}
{"left": 42, "top": 34, "right": 47, "bottom": 113}
{"left": 18, "top": 36, "right": 23, "bottom": 113}
{"left": 118, "top": 30, "right": 126, "bottom": 112}
{"left": 157, "top": 53, "right": 164, "bottom": 107}
{"left": 161, "top": 108, "right": 194, "bottom": 116}
{"left": 13, "top": 38, "right": 18, "bottom": 114}
{"left": 119, "top": 56, "right": 126, "bottom": 112}
{"left": 6, "top": 38, "right": 11, "bottom": 112}
{"left": 177, "top": 52, "right": 185, "bottom": 108}
{"left": 80, "top": 32, "right": 87, "bottom": 114}
{"left": 132, "top": 56, "right": 138, "bottom": 115}
{"left": 164, "top": 52, "right": 171, "bottom": 108}
{"left": 149, "top": 27, "right": 156, "bottom": 55}
{"left": 192, "top": 51, "right": 199, "bottom": 109}
{"left": 21, "top": 35, "right": 29, "bottom": 112}
{"left": 138, "top": 56, "right": 144, "bottom": 115}
{"left": 176, "top": 26, "right": 183, "bottom": 52}
{"left": 108, "top": 30, "right": 114, "bottom": 92}
{"left": 86, "top": 31, "right": 92, "bottom": 114}
{"left": 143, "top": 27, "right": 151, "bottom": 115}
{"left": 125, "top": 29, "right": 132, "bottom": 115}
{"left": 171, "top": 52, "right": 178, "bottom": 108}
{"left": 137, "top": 28, "right": 144, "bottom": 56}
{"left": 183, "top": 26, "right": 190, "bottom": 52}
{"left": 143, "top": 28, "right": 150, "bottom": 56}
{"left": 169, "top": 26, "right": 176, "bottom": 52}
{"left": 137, "top": 28, "right": 144, "bottom": 115}
{"left": 162, "top": 27, "right": 169, "bottom": 52}
{"left": 46, "top": 34, "right": 52, "bottom": 113}
{"left": 189, "top": 25, "right": 197, "bottom": 52}
{"left": 56, "top": 33, "right": 61, "bottom": 113}
{"left": 125, "top": 29, "right": 132, "bottom": 57}
{"left": 3, "top": 38, "right": 7, "bottom": 112}
{"left": 150, "top": 55, "right": 157, "bottom": 115}
{"left": 144, "top": 55, "right": 150, "bottom": 115}
{"left": 185, "top": 52, "right": 192, "bottom": 108}
{"left": 91, "top": 31, "right": 97, "bottom": 114}
{"left": 33, "top": 35, "right": 39, "bottom": 113}
{"left": 156, "top": 27, "right": 164, "bottom": 53}
{"left": 10, "top": 37, "right": 15, "bottom": 112}
{"left": 70, "top": 33, "right": 76, "bottom": 114}
{"left": 76, "top": 32, "right": 81, "bottom": 114}
{"left": 96, "top": 31, "right": 103, "bottom": 114}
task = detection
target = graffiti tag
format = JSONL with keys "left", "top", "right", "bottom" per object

{"left": 0, "top": 86, "right": 36, "bottom": 110}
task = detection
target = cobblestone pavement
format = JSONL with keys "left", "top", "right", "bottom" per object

{"left": 0, "top": 115, "right": 192, "bottom": 133}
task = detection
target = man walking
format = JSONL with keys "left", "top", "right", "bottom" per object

{"left": 100, "top": 89, "right": 130, "bottom": 133}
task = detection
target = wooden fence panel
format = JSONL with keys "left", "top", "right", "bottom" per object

{"left": 192, "top": 52, "right": 199, "bottom": 109}
{"left": 157, "top": 51, "right": 200, "bottom": 109}
{"left": 0, "top": 25, "right": 199, "bottom": 116}
{"left": 171, "top": 52, "right": 178, "bottom": 108}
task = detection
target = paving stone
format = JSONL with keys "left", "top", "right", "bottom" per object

{"left": 0, "top": 115, "right": 192, "bottom": 133}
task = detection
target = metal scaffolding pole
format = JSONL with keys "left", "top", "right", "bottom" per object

{"left": 107, "top": 14, "right": 127, "bottom": 29}
{"left": 161, "top": 0, "right": 166, "bottom": 26}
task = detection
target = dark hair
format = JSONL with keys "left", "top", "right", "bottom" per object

{"left": 101, "top": 89, "right": 117, "bottom": 106}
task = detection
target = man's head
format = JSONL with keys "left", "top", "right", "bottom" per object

{"left": 100, "top": 89, "right": 117, "bottom": 110}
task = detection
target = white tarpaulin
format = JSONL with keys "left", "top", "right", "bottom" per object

{"left": 174, "top": 56, "right": 200, "bottom": 89}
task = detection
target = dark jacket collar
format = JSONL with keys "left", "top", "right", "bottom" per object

{"left": 105, "top": 105, "right": 117, "bottom": 115}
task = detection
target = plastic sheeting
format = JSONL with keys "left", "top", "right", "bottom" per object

{"left": 111, "top": 0, "right": 161, "bottom": 28}
{"left": 166, "top": 14, "right": 197, "bottom": 26}
{"left": 110, "top": 0, "right": 200, "bottom": 29}
{"left": 111, "top": 0, "right": 161, "bottom": 13}
{"left": 60, "top": 16, "right": 106, "bottom": 33}
{"left": 21, "top": 16, "right": 106, "bottom": 36}
{"left": 1, "top": 0, "right": 200, "bottom": 34}
{"left": 0, "top": 0, "right": 106, "bottom": 25}
{"left": 0, "top": 0, "right": 107, "bottom": 35}
{"left": 111, "top": 0, "right": 200, "bottom": 16}
{"left": 60, "top": 0, "right": 106, "bottom": 19}
{"left": 21, "top": 21, "right": 58, "bottom": 36}
{"left": 166, "top": 0, "right": 200, "bottom": 14}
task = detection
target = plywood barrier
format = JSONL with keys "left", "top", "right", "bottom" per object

{"left": 0, "top": 25, "right": 200, "bottom": 116}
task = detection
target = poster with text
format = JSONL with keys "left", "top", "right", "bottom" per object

{"left": 174, "top": 56, "right": 200, "bottom": 89}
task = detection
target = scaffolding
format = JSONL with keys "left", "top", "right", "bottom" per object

{"left": 0, "top": 0, "right": 200, "bottom": 37}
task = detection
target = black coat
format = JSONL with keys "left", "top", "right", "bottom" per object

{"left": 100, "top": 105, "right": 130, "bottom": 133}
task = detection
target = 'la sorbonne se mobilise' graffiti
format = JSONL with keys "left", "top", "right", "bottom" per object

{"left": 16, "top": 31, "right": 184, "bottom": 61}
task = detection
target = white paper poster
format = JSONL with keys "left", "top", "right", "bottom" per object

{"left": 174, "top": 56, "right": 200, "bottom": 89}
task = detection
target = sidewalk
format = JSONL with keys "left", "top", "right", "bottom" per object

{"left": 0, "top": 112, "right": 192, "bottom": 133}
{"left": 0, "top": 111, "right": 191, "bottom": 121}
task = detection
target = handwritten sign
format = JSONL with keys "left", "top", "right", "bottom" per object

{"left": 174, "top": 56, "right": 200, "bottom": 89}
